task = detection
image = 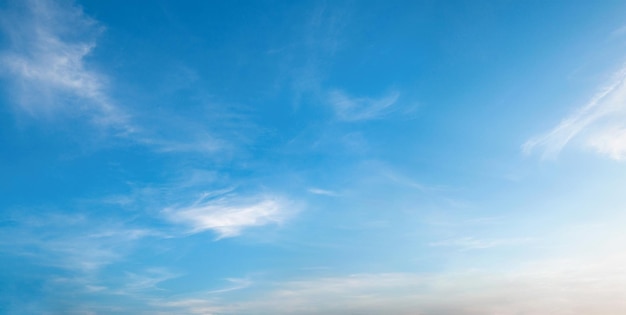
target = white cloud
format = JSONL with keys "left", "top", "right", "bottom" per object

{"left": 0, "top": 0, "right": 130, "bottom": 128}
{"left": 523, "top": 64, "right": 626, "bottom": 160}
{"left": 163, "top": 194, "right": 295, "bottom": 239}
{"left": 586, "top": 126, "right": 626, "bottom": 160}
{"left": 328, "top": 90, "right": 400, "bottom": 121}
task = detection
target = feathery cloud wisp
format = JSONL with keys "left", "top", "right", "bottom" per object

{"left": 307, "top": 187, "right": 339, "bottom": 196}
{"left": 163, "top": 194, "right": 294, "bottom": 239}
{"left": 523, "top": 64, "right": 626, "bottom": 160}
{"left": 0, "top": 213, "right": 156, "bottom": 272}
{"left": 0, "top": 0, "right": 129, "bottom": 127}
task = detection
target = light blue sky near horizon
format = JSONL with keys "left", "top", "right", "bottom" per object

{"left": 3, "top": 0, "right": 626, "bottom": 314}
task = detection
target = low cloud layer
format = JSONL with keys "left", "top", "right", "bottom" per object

{"left": 160, "top": 256, "right": 626, "bottom": 315}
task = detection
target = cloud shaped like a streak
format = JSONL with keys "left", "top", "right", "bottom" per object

{"left": 524, "top": 65, "right": 626, "bottom": 160}
{"left": 164, "top": 194, "right": 294, "bottom": 239}
{"left": 0, "top": 0, "right": 129, "bottom": 127}
{"left": 307, "top": 187, "right": 339, "bottom": 196}
{"left": 429, "top": 236, "right": 533, "bottom": 251}
{"left": 328, "top": 90, "right": 400, "bottom": 121}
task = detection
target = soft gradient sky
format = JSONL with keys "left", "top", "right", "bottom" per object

{"left": 2, "top": 0, "right": 626, "bottom": 314}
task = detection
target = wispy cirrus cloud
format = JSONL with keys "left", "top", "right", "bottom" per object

{"left": 0, "top": 0, "right": 236, "bottom": 155}
{"left": 163, "top": 193, "right": 296, "bottom": 239}
{"left": 328, "top": 89, "right": 400, "bottom": 121}
{"left": 523, "top": 64, "right": 626, "bottom": 160}
{"left": 0, "top": 212, "right": 157, "bottom": 272}
{"left": 0, "top": 0, "right": 130, "bottom": 128}
{"left": 307, "top": 187, "right": 339, "bottom": 196}
{"left": 119, "top": 268, "right": 181, "bottom": 293}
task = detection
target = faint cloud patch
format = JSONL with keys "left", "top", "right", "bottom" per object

{"left": 0, "top": 212, "right": 158, "bottom": 273}
{"left": 155, "top": 298, "right": 224, "bottom": 315}
{"left": 610, "top": 25, "right": 626, "bottom": 38}
{"left": 307, "top": 187, "right": 339, "bottom": 197}
{"left": 328, "top": 89, "right": 400, "bottom": 121}
{"left": 119, "top": 268, "right": 181, "bottom": 293}
{"left": 429, "top": 236, "right": 534, "bottom": 251}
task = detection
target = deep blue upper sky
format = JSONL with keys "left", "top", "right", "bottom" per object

{"left": 2, "top": 0, "right": 626, "bottom": 314}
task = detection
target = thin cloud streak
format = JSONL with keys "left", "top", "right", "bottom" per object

{"left": 307, "top": 187, "right": 339, "bottom": 196}
{"left": 429, "top": 236, "right": 534, "bottom": 251}
{"left": 205, "top": 278, "right": 252, "bottom": 294}
{"left": 523, "top": 64, "right": 626, "bottom": 160}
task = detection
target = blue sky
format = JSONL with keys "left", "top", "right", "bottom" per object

{"left": 2, "top": 0, "right": 626, "bottom": 314}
